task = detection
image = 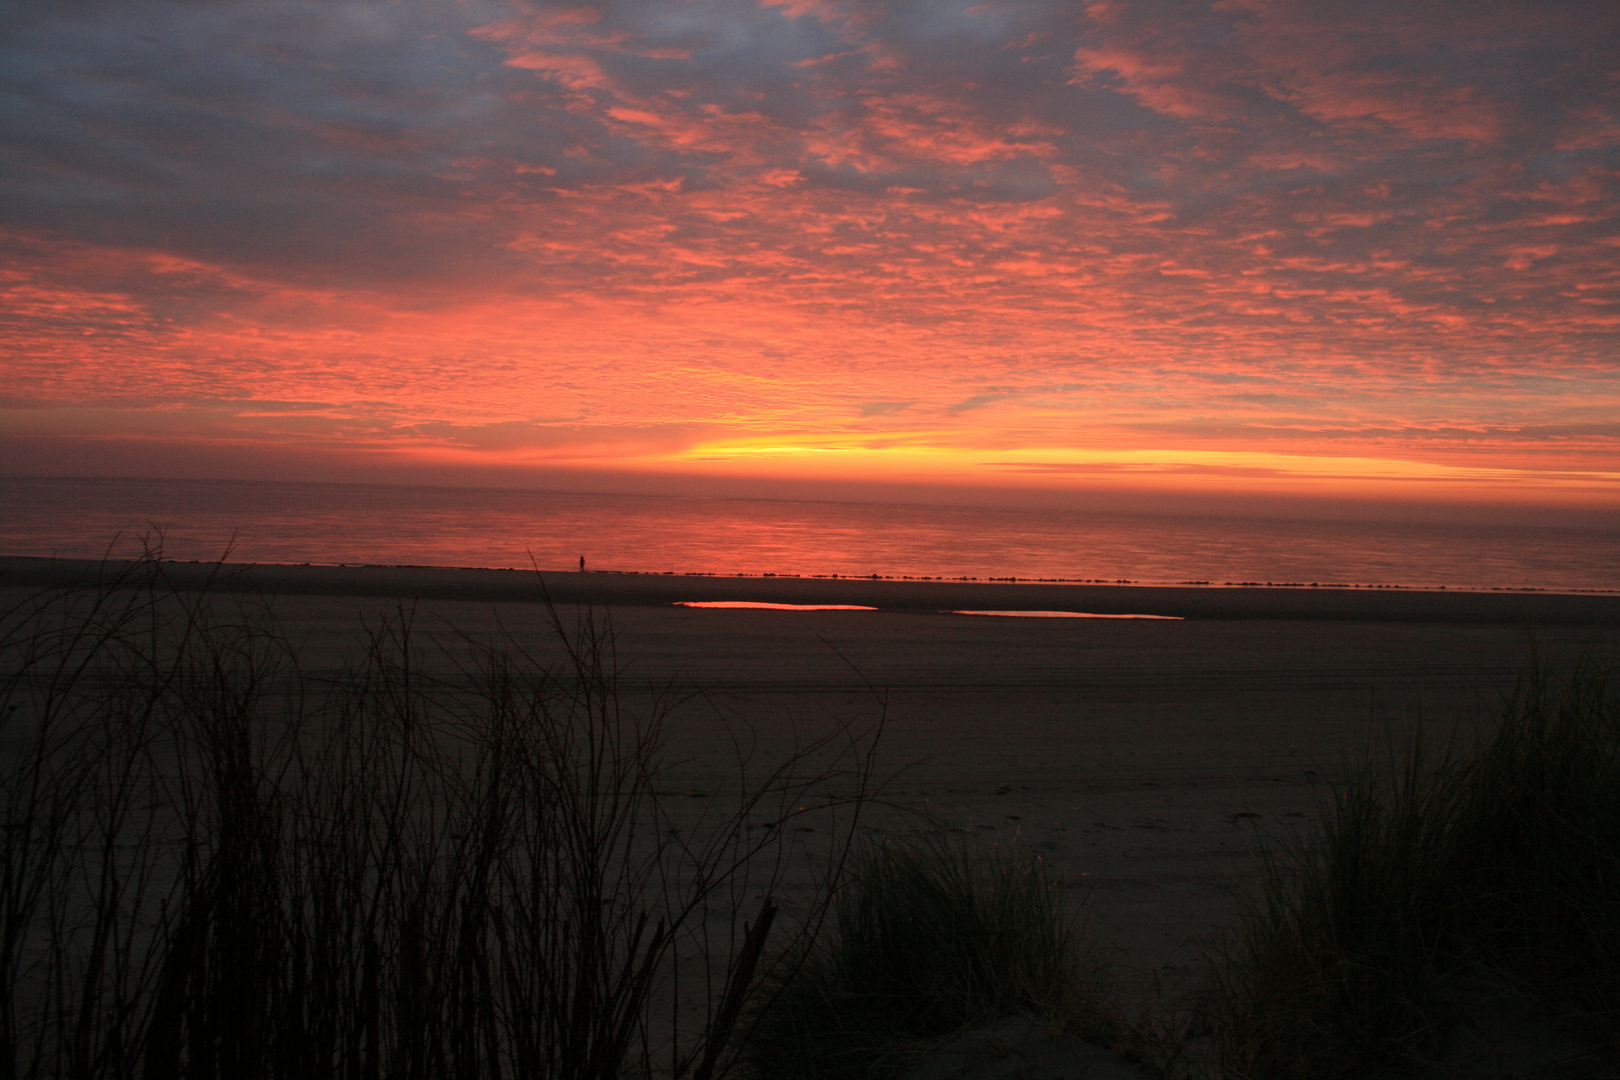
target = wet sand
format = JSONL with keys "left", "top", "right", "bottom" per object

{"left": 5, "top": 557, "right": 1617, "bottom": 989}
{"left": 5, "top": 556, "right": 1619, "bottom": 623}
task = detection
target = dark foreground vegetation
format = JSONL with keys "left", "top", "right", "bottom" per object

{"left": 748, "top": 836, "right": 1118, "bottom": 1079}
{"left": 1198, "top": 661, "right": 1620, "bottom": 1079}
{"left": 3, "top": 554, "right": 1616, "bottom": 1079}
{"left": 0, "top": 555, "right": 884, "bottom": 1080}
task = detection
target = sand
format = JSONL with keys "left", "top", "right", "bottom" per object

{"left": 4, "top": 556, "right": 1618, "bottom": 993}
{"left": 5, "top": 556, "right": 1619, "bottom": 623}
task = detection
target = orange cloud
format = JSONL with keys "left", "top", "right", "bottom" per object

{"left": 1, "top": 0, "right": 1617, "bottom": 510}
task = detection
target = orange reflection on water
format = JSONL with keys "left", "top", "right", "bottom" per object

{"left": 674, "top": 601, "right": 878, "bottom": 611}
{"left": 951, "top": 611, "right": 1184, "bottom": 620}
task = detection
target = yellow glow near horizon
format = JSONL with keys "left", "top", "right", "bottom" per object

{"left": 656, "top": 437, "right": 1620, "bottom": 499}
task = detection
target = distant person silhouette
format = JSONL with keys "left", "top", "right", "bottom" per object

{"left": 579, "top": 555, "right": 585, "bottom": 572}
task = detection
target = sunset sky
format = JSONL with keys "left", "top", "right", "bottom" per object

{"left": 3, "top": 0, "right": 1618, "bottom": 512}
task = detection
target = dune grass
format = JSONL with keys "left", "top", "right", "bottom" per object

{"left": 745, "top": 835, "right": 1116, "bottom": 1080}
{"left": 1200, "top": 661, "right": 1620, "bottom": 1079}
{"left": 11, "top": 549, "right": 1617, "bottom": 1080}
{"left": 0, "top": 551, "right": 883, "bottom": 1080}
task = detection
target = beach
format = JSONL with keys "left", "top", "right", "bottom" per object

{"left": 6, "top": 555, "right": 1618, "bottom": 622}
{"left": 7, "top": 555, "right": 1615, "bottom": 994}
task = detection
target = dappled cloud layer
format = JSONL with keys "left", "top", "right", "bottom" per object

{"left": 2, "top": 0, "right": 1618, "bottom": 503}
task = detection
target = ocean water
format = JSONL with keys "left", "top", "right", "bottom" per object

{"left": 2, "top": 476, "right": 1617, "bottom": 594}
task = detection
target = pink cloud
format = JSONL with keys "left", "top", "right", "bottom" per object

{"left": 2, "top": 0, "right": 1617, "bottom": 502}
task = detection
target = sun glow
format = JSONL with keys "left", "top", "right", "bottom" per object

{"left": 3, "top": 0, "right": 1617, "bottom": 511}
{"left": 650, "top": 439, "right": 1620, "bottom": 504}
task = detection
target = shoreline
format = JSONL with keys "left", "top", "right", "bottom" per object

{"left": 5, "top": 555, "right": 1619, "bottom": 624}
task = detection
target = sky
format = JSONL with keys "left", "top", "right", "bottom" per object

{"left": 3, "top": 0, "right": 1619, "bottom": 514}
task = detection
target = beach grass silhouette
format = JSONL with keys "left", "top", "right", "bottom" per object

{"left": 745, "top": 835, "right": 1121, "bottom": 1080}
{"left": 0, "top": 549, "right": 883, "bottom": 1080}
{"left": 2, "top": 550, "right": 1615, "bottom": 1078}
{"left": 1195, "top": 662, "right": 1620, "bottom": 1079}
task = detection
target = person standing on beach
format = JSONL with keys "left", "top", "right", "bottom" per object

{"left": 579, "top": 555, "right": 585, "bottom": 572}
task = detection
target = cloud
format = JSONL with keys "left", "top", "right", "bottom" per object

{"left": 949, "top": 392, "right": 1020, "bottom": 414}
{"left": 991, "top": 460, "right": 1292, "bottom": 478}
{"left": 1, "top": 0, "right": 1617, "bottom": 500}
{"left": 857, "top": 400, "right": 915, "bottom": 416}
{"left": 404, "top": 419, "right": 723, "bottom": 456}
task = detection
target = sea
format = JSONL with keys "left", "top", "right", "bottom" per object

{"left": 2, "top": 476, "right": 1617, "bottom": 594}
